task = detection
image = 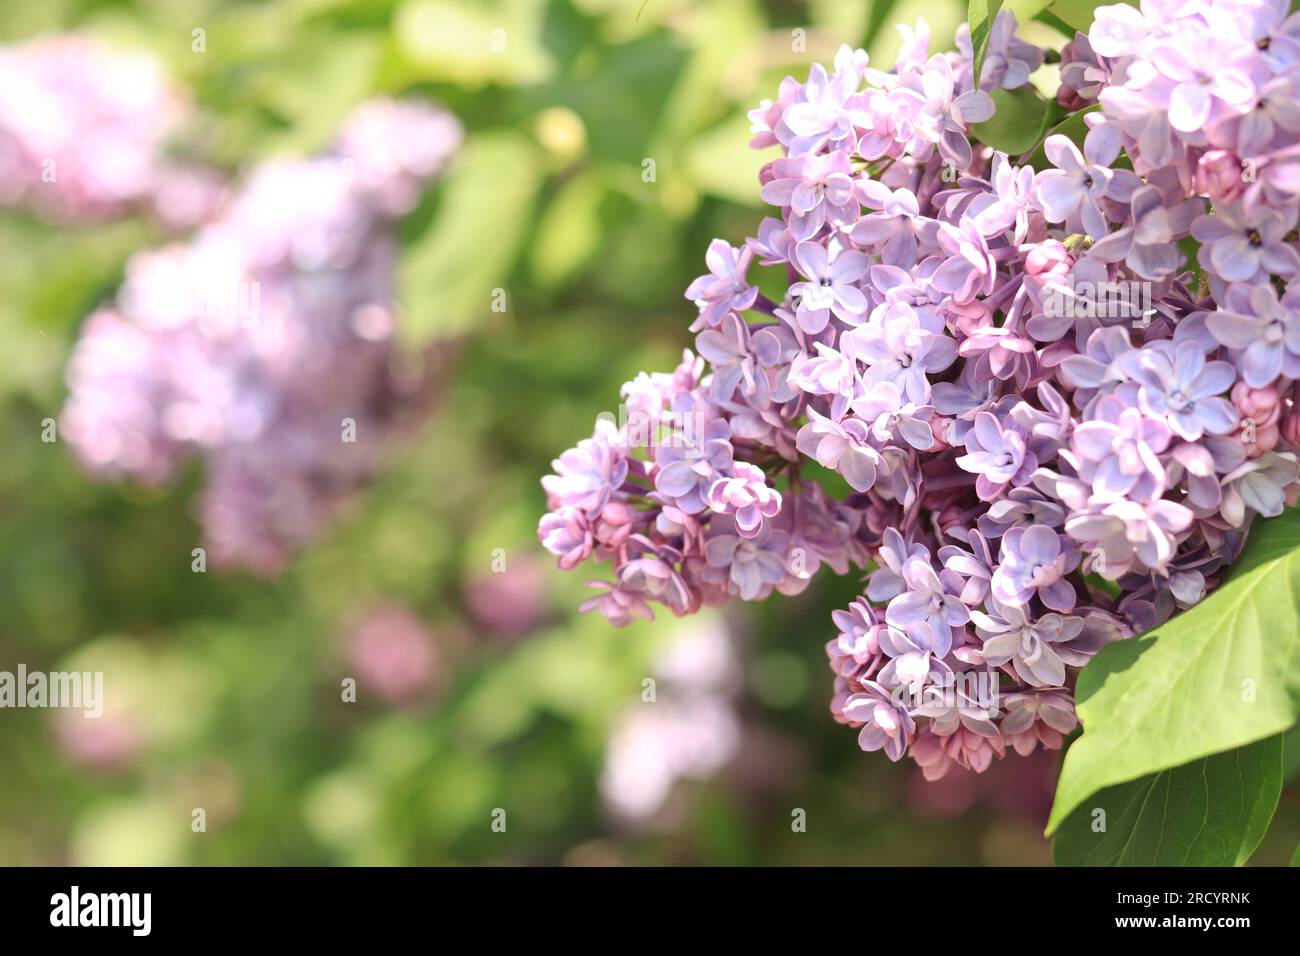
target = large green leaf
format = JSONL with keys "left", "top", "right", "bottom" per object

{"left": 971, "top": 86, "right": 1058, "bottom": 155}
{"left": 398, "top": 130, "right": 544, "bottom": 343}
{"left": 968, "top": 0, "right": 1005, "bottom": 90}
{"left": 1052, "top": 735, "right": 1283, "bottom": 865}
{"left": 1046, "top": 508, "right": 1300, "bottom": 834}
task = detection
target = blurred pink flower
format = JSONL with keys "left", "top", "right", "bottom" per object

{"left": 346, "top": 604, "right": 441, "bottom": 705}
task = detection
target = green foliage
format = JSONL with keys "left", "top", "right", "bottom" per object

{"left": 399, "top": 131, "right": 544, "bottom": 342}
{"left": 971, "top": 85, "right": 1059, "bottom": 155}
{"left": 1044, "top": 0, "right": 1135, "bottom": 34}
{"left": 1048, "top": 509, "right": 1300, "bottom": 837}
{"left": 1052, "top": 735, "right": 1283, "bottom": 865}
{"left": 968, "top": 0, "right": 1005, "bottom": 88}
{"left": 1025, "top": 103, "right": 1100, "bottom": 169}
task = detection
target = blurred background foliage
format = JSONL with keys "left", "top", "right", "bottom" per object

{"left": 1, "top": 0, "right": 1297, "bottom": 866}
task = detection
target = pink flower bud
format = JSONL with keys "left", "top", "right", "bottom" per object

{"left": 1024, "top": 240, "right": 1072, "bottom": 280}
{"left": 1195, "top": 150, "right": 1246, "bottom": 204}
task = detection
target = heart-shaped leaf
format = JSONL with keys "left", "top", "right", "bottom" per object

{"left": 1052, "top": 734, "right": 1282, "bottom": 865}
{"left": 1047, "top": 508, "right": 1300, "bottom": 835}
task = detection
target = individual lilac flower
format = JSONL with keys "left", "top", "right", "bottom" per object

{"left": 1058, "top": 325, "right": 1137, "bottom": 397}
{"left": 1033, "top": 132, "right": 1137, "bottom": 238}
{"left": 970, "top": 600, "right": 1084, "bottom": 687}
{"left": 617, "top": 539, "right": 695, "bottom": 616}
{"left": 1028, "top": 256, "right": 1146, "bottom": 346}
{"left": 759, "top": 152, "right": 858, "bottom": 240}
{"left": 1219, "top": 451, "right": 1300, "bottom": 525}
{"left": 1206, "top": 282, "right": 1300, "bottom": 387}
{"left": 849, "top": 301, "right": 957, "bottom": 403}
{"left": 849, "top": 379, "right": 936, "bottom": 450}
{"left": 990, "top": 525, "right": 1080, "bottom": 612}
{"left": 958, "top": 326, "right": 1037, "bottom": 385}
{"left": 884, "top": 555, "right": 970, "bottom": 656}
{"left": 695, "top": 313, "right": 761, "bottom": 402}
{"left": 579, "top": 580, "right": 655, "bottom": 627}
{"left": 877, "top": 621, "right": 949, "bottom": 688}
{"left": 1057, "top": 32, "right": 1112, "bottom": 105}
{"left": 543, "top": 418, "right": 630, "bottom": 515}
{"left": 684, "top": 239, "right": 759, "bottom": 328}
{"left": 776, "top": 62, "right": 858, "bottom": 155}
{"left": 538, "top": 506, "right": 594, "bottom": 570}
{"left": 938, "top": 529, "right": 995, "bottom": 605}
{"left": 1089, "top": 185, "right": 1202, "bottom": 279}
{"left": 867, "top": 529, "right": 931, "bottom": 602}
{"left": 970, "top": 154, "right": 1036, "bottom": 240}
{"left": 903, "top": 55, "right": 995, "bottom": 170}
{"left": 1064, "top": 496, "right": 1195, "bottom": 577}
{"left": 1069, "top": 394, "right": 1172, "bottom": 502}
{"left": 787, "top": 340, "right": 860, "bottom": 420}
{"left": 1229, "top": 72, "right": 1300, "bottom": 157}
{"left": 653, "top": 415, "right": 733, "bottom": 514}
{"left": 789, "top": 240, "right": 870, "bottom": 332}
{"left": 841, "top": 680, "right": 916, "bottom": 761}
{"left": 746, "top": 216, "right": 796, "bottom": 265}
{"left": 1149, "top": 35, "right": 1257, "bottom": 133}
{"left": 999, "top": 689, "right": 1077, "bottom": 738}
{"left": 850, "top": 182, "right": 938, "bottom": 269}
{"left": 930, "top": 217, "right": 997, "bottom": 303}
{"left": 795, "top": 408, "right": 883, "bottom": 492}
{"left": 1114, "top": 340, "right": 1239, "bottom": 441}
{"left": 704, "top": 522, "right": 791, "bottom": 601}
{"left": 1192, "top": 203, "right": 1300, "bottom": 284}
{"left": 830, "top": 599, "right": 887, "bottom": 672}
{"left": 932, "top": 361, "right": 997, "bottom": 419}
{"left": 708, "top": 462, "right": 782, "bottom": 538}
{"left": 955, "top": 412, "right": 1037, "bottom": 499}
{"left": 1233, "top": 0, "right": 1300, "bottom": 70}
{"left": 977, "top": 487, "right": 1067, "bottom": 539}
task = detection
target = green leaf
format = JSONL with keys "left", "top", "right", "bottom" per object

{"left": 1025, "top": 103, "right": 1100, "bottom": 169}
{"left": 398, "top": 130, "right": 544, "bottom": 343}
{"left": 1046, "top": 0, "right": 1135, "bottom": 34}
{"left": 971, "top": 86, "right": 1056, "bottom": 155}
{"left": 685, "top": 115, "right": 770, "bottom": 206}
{"left": 1003, "top": 0, "right": 1054, "bottom": 22}
{"left": 529, "top": 171, "right": 606, "bottom": 290}
{"left": 392, "top": 0, "right": 554, "bottom": 87}
{"left": 1052, "top": 735, "right": 1283, "bottom": 866}
{"left": 968, "top": 0, "right": 1005, "bottom": 89}
{"left": 1291, "top": 844, "right": 1300, "bottom": 866}
{"left": 1046, "top": 508, "right": 1300, "bottom": 835}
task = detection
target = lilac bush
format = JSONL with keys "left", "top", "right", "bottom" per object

{"left": 62, "top": 99, "right": 462, "bottom": 573}
{"left": 0, "top": 36, "right": 194, "bottom": 223}
{"left": 540, "top": 1, "right": 1300, "bottom": 779}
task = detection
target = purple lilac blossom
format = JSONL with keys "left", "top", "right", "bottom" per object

{"left": 541, "top": 2, "right": 1300, "bottom": 779}
{"left": 62, "top": 98, "right": 463, "bottom": 573}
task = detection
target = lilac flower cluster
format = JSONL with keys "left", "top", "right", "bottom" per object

{"left": 0, "top": 35, "right": 186, "bottom": 222}
{"left": 62, "top": 99, "right": 463, "bottom": 573}
{"left": 540, "top": 2, "right": 1300, "bottom": 779}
